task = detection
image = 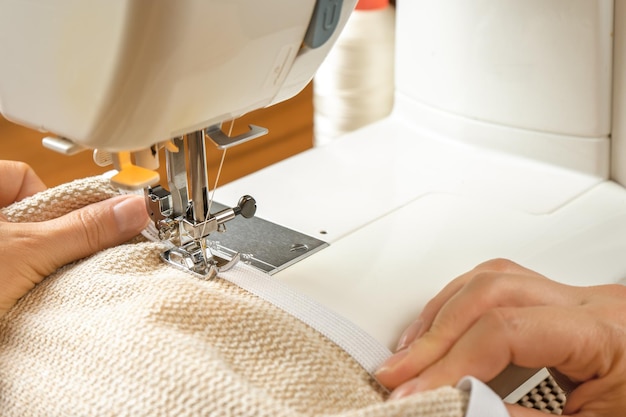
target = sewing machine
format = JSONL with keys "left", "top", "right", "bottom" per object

{"left": 0, "top": 0, "right": 353, "bottom": 278}
{"left": 3, "top": 0, "right": 626, "bottom": 405}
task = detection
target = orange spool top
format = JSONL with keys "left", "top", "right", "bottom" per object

{"left": 356, "top": 0, "right": 389, "bottom": 10}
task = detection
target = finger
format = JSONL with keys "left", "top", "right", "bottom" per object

{"left": 426, "top": 260, "right": 552, "bottom": 331}
{"left": 0, "top": 161, "right": 47, "bottom": 207}
{"left": 394, "top": 266, "right": 485, "bottom": 352}
{"left": 400, "top": 259, "right": 545, "bottom": 352}
{"left": 22, "top": 195, "right": 150, "bottom": 278}
{"left": 378, "top": 273, "right": 577, "bottom": 388}
{"left": 395, "top": 317, "right": 426, "bottom": 352}
{"left": 399, "top": 275, "right": 468, "bottom": 347}
{"left": 389, "top": 306, "right": 610, "bottom": 398}
{"left": 427, "top": 269, "right": 573, "bottom": 349}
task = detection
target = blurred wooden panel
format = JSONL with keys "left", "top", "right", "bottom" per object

{"left": 0, "top": 84, "right": 313, "bottom": 188}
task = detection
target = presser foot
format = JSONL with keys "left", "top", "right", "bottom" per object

{"left": 161, "top": 240, "right": 240, "bottom": 280}
{"left": 146, "top": 183, "right": 257, "bottom": 279}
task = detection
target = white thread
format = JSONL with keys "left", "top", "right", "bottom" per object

{"left": 207, "top": 147, "right": 228, "bottom": 216}
{"left": 203, "top": 119, "right": 232, "bottom": 244}
{"left": 313, "top": 3, "right": 395, "bottom": 146}
{"left": 207, "top": 120, "right": 233, "bottom": 215}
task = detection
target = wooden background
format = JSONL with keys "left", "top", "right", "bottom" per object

{"left": 0, "top": 84, "right": 314, "bottom": 188}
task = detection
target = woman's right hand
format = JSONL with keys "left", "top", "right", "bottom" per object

{"left": 375, "top": 259, "right": 626, "bottom": 416}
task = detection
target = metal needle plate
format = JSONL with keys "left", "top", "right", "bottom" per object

{"left": 205, "top": 202, "right": 328, "bottom": 275}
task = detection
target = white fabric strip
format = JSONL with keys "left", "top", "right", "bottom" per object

{"left": 457, "top": 377, "right": 511, "bottom": 417}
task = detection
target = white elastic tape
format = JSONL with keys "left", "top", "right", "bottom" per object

{"left": 220, "top": 263, "right": 393, "bottom": 376}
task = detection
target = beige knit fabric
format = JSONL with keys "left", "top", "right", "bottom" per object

{"left": 0, "top": 177, "right": 468, "bottom": 417}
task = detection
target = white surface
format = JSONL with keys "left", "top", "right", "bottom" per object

{"left": 221, "top": 0, "right": 626, "bottom": 400}
{"left": 219, "top": 115, "right": 602, "bottom": 244}
{"left": 391, "top": 0, "right": 614, "bottom": 178}
{"left": 396, "top": 0, "right": 613, "bottom": 139}
{"left": 217, "top": 118, "right": 626, "bottom": 349}
{"left": 393, "top": 93, "right": 611, "bottom": 179}
{"left": 209, "top": 0, "right": 625, "bottom": 352}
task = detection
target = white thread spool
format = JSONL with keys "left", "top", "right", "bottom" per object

{"left": 313, "top": 0, "right": 395, "bottom": 147}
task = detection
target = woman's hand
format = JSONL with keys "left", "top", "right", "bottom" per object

{"left": 375, "top": 258, "right": 626, "bottom": 416}
{"left": 0, "top": 161, "right": 150, "bottom": 317}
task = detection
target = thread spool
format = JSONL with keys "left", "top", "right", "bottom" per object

{"left": 313, "top": 0, "right": 395, "bottom": 146}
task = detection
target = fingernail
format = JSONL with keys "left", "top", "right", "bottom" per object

{"left": 375, "top": 348, "right": 410, "bottom": 377}
{"left": 388, "top": 379, "right": 424, "bottom": 400}
{"left": 113, "top": 196, "right": 150, "bottom": 234}
{"left": 396, "top": 318, "right": 424, "bottom": 352}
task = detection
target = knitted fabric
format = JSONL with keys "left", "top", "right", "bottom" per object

{"left": 0, "top": 177, "right": 468, "bottom": 417}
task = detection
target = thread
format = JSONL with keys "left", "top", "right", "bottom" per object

{"left": 313, "top": 0, "right": 395, "bottom": 146}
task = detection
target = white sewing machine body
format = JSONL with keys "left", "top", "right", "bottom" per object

{"left": 0, "top": 0, "right": 353, "bottom": 152}
{"left": 0, "top": 0, "right": 357, "bottom": 277}
{"left": 217, "top": 0, "right": 626, "bottom": 356}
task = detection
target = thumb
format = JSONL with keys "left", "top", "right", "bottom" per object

{"left": 35, "top": 195, "right": 151, "bottom": 274}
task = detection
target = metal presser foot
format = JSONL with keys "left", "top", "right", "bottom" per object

{"left": 159, "top": 194, "right": 256, "bottom": 280}
{"left": 162, "top": 242, "right": 240, "bottom": 280}
{"left": 145, "top": 126, "right": 259, "bottom": 280}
